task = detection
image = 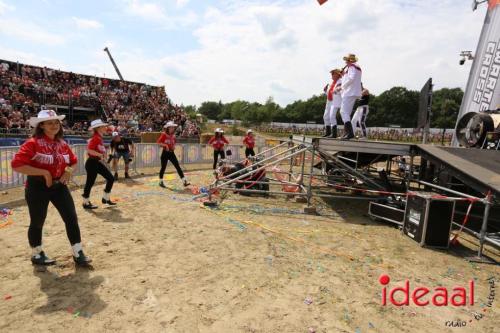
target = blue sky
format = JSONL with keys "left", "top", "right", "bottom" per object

{"left": 0, "top": 0, "right": 487, "bottom": 106}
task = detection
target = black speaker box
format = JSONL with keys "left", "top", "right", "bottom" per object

{"left": 403, "top": 192, "right": 455, "bottom": 248}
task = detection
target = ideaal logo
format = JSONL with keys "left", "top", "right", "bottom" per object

{"left": 379, "top": 274, "right": 496, "bottom": 327}
{"left": 379, "top": 274, "right": 474, "bottom": 307}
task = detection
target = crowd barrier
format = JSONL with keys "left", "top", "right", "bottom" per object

{"left": 0, "top": 143, "right": 279, "bottom": 190}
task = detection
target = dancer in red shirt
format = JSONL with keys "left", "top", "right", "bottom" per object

{"left": 208, "top": 128, "right": 229, "bottom": 169}
{"left": 243, "top": 129, "right": 256, "bottom": 158}
{"left": 82, "top": 119, "right": 116, "bottom": 209}
{"left": 156, "top": 121, "right": 190, "bottom": 188}
{"left": 11, "top": 109, "right": 91, "bottom": 266}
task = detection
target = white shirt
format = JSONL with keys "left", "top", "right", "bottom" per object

{"left": 341, "top": 63, "right": 362, "bottom": 98}
{"left": 332, "top": 78, "right": 342, "bottom": 108}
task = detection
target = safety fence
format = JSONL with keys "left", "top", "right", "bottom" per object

{"left": 0, "top": 143, "right": 284, "bottom": 190}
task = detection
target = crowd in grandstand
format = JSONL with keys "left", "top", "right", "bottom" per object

{"left": 0, "top": 59, "right": 200, "bottom": 138}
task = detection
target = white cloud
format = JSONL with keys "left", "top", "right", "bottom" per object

{"left": 122, "top": 0, "right": 197, "bottom": 29}
{"left": 140, "top": 0, "right": 483, "bottom": 106}
{"left": 0, "top": 18, "right": 65, "bottom": 45}
{"left": 0, "top": 0, "right": 14, "bottom": 15}
{"left": 72, "top": 17, "right": 103, "bottom": 29}
{"left": 124, "top": 0, "right": 167, "bottom": 22}
{"left": 176, "top": 0, "right": 189, "bottom": 8}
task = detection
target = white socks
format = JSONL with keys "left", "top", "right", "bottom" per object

{"left": 32, "top": 246, "right": 43, "bottom": 258}
{"left": 72, "top": 243, "right": 83, "bottom": 257}
{"left": 103, "top": 192, "right": 110, "bottom": 201}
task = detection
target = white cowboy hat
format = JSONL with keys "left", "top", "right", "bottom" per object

{"left": 247, "top": 129, "right": 253, "bottom": 134}
{"left": 29, "top": 109, "right": 65, "bottom": 128}
{"left": 215, "top": 128, "right": 224, "bottom": 133}
{"left": 88, "top": 119, "right": 109, "bottom": 130}
{"left": 163, "top": 121, "right": 178, "bottom": 128}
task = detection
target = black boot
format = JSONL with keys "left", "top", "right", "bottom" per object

{"left": 329, "top": 125, "right": 337, "bottom": 138}
{"left": 83, "top": 201, "right": 98, "bottom": 210}
{"left": 102, "top": 198, "right": 117, "bottom": 205}
{"left": 31, "top": 251, "right": 56, "bottom": 266}
{"left": 322, "top": 126, "right": 331, "bottom": 137}
{"left": 73, "top": 250, "right": 92, "bottom": 266}
{"left": 341, "top": 122, "right": 355, "bottom": 140}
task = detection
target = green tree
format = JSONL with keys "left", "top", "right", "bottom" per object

{"left": 198, "top": 101, "right": 222, "bottom": 120}
{"left": 369, "top": 87, "right": 419, "bottom": 127}
{"left": 431, "top": 88, "right": 463, "bottom": 128}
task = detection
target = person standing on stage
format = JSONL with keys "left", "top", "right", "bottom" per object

{"left": 208, "top": 128, "right": 229, "bottom": 169}
{"left": 351, "top": 87, "right": 370, "bottom": 139}
{"left": 11, "top": 109, "right": 91, "bottom": 266}
{"left": 82, "top": 119, "right": 116, "bottom": 209}
{"left": 340, "top": 53, "right": 362, "bottom": 140}
{"left": 323, "top": 68, "right": 343, "bottom": 138}
{"left": 157, "top": 121, "right": 190, "bottom": 188}
{"left": 110, "top": 131, "right": 134, "bottom": 180}
{"left": 243, "top": 129, "right": 256, "bottom": 158}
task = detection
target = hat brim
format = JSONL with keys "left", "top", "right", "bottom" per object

{"left": 29, "top": 115, "right": 65, "bottom": 128}
{"left": 343, "top": 56, "right": 358, "bottom": 62}
{"left": 88, "top": 123, "right": 109, "bottom": 130}
{"left": 164, "top": 124, "right": 178, "bottom": 128}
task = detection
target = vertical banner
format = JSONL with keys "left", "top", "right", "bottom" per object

{"left": 453, "top": 2, "right": 500, "bottom": 145}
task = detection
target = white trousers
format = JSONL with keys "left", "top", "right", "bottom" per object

{"left": 340, "top": 95, "right": 358, "bottom": 123}
{"left": 323, "top": 101, "right": 339, "bottom": 126}
{"left": 351, "top": 105, "right": 369, "bottom": 136}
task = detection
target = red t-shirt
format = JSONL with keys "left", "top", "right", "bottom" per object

{"left": 157, "top": 133, "right": 176, "bottom": 151}
{"left": 11, "top": 135, "right": 77, "bottom": 179}
{"left": 243, "top": 135, "right": 255, "bottom": 149}
{"left": 208, "top": 136, "right": 229, "bottom": 150}
{"left": 87, "top": 133, "right": 106, "bottom": 159}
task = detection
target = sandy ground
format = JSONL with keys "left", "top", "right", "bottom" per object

{"left": 0, "top": 169, "right": 499, "bottom": 333}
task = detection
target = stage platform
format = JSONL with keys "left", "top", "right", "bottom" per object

{"left": 292, "top": 135, "right": 500, "bottom": 196}
{"left": 292, "top": 136, "right": 414, "bottom": 156}
{"left": 416, "top": 145, "right": 500, "bottom": 196}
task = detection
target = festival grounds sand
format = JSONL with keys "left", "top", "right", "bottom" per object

{"left": 0, "top": 169, "right": 499, "bottom": 333}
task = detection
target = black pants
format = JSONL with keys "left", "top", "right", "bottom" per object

{"left": 213, "top": 150, "right": 225, "bottom": 169}
{"left": 245, "top": 148, "right": 255, "bottom": 158}
{"left": 83, "top": 157, "right": 114, "bottom": 198}
{"left": 159, "top": 150, "right": 184, "bottom": 179}
{"left": 25, "top": 176, "right": 81, "bottom": 247}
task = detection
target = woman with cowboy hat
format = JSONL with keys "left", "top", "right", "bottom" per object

{"left": 323, "top": 68, "right": 343, "bottom": 138}
{"left": 11, "top": 109, "right": 91, "bottom": 266}
{"left": 157, "top": 121, "right": 190, "bottom": 188}
{"left": 208, "top": 128, "right": 229, "bottom": 169}
{"left": 340, "top": 53, "right": 362, "bottom": 140}
{"left": 82, "top": 119, "right": 116, "bottom": 209}
{"left": 243, "top": 129, "right": 256, "bottom": 158}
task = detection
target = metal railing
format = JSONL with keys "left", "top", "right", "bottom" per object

{"left": 0, "top": 143, "right": 272, "bottom": 190}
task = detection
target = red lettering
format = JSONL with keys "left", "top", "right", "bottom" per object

{"left": 390, "top": 280, "right": 410, "bottom": 306}
{"left": 382, "top": 287, "right": 387, "bottom": 305}
{"left": 432, "top": 287, "right": 448, "bottom": 306}
{"left": 470, "top": 280, "right": 475, "bottom": 305}
{"left": 412, "top": 287, "right": 430, "bottom": 306}
{"left": 451, "top": 287, "right": 466, "bottom": 306}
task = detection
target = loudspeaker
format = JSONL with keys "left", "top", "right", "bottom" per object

{"left": 403, "top": 192, "right": 455, "bottom": 248}
{"left": 368, "top": 202, "right": 405, "bottom": 226}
